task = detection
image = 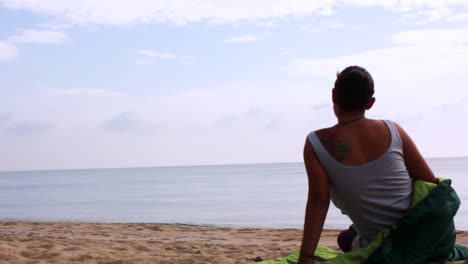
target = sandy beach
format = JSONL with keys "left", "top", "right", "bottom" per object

{"left": 0, "top": 222, "right": 466, "bottom": 263}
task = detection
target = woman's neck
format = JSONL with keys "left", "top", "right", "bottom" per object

{"left": 336, "top": 112, "right": 365, "bottom": 125}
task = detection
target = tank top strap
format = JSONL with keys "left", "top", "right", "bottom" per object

{"left": 382, "top": 120, "right": 403, "bottom": 150}
{"left": 307, "top": 131, "right": 335, "bottom": 167}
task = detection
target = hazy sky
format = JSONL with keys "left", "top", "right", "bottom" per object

{"left": 1, "top": 1, "right": 468, "bottom": 171}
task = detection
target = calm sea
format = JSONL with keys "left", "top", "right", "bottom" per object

{"left": 0, "top": 157, "right": 467, "bottom": 230}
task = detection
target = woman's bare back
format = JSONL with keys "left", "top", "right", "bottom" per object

{"left": 315, "top": 119, "right": 391, "bottom": 166}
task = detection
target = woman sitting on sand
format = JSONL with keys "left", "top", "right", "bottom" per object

{"left": 298, "top": 66, "right": 437, "bottom": 264}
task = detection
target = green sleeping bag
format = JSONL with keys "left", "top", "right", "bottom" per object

{"left": 261, "top": 179, "right": 468, "bottom": 264}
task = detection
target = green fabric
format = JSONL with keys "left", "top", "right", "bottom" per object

{"left": 363, "top": 179, "right": 467, "bottom": 264}
{"left": 261, "top": 230, "right": 390, "bottom": 264}
{"left": 411, "top": 179, "right": 438, "bottom": 207}
{"left": 261, "top": 179, "right": 468, "bottom": 264}
{"left": 261, "top": 247, "right": 340, "bottom": 264}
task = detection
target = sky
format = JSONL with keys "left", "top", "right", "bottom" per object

{"left": 1, "top": 0, "right": 468, "bottom": 171}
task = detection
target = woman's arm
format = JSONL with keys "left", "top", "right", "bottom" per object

{"left": 393, "top": 122, "right": 437, "bottom": 183}
{"left": 299, "top": 139, "right": 331, "bottom": 264}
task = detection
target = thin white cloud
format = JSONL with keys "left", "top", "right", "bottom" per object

{"left": 37, "top": 21, "right": 74, "bottom": 31}
{"left": 0, "top": 41, "right": 17, "bottom": 61}
{"left": 352, "top": 24, "right": 364, "bottom": 31}
{"left": 265, "top": 115, "right": 284, "bottom": 130}
{"left": 401, "top": 7, "right": 468, "bottom": 24}
{"left": 0, "top": 113, "right": 13, "bottom": 127}
{"left": 299, "top": 25, "right": 321, "bottom": 33}
{"left": 325, "top": 22, "right": 344, "bottom": 29}
{"left": 401, "top": 7, "right": 453, "bottom": 23}
{"left": 214, "top": 106, "right": 286, "bottom": 131}
{"left": 255, "top": 21, "right": 277, "bottom": 29}
{"left": 0, "top": 113, "right": 55, "bottom": 135}
{"left": 310, "top": 102, "right": 330, "bottom": 112}
{"left": 135, "top": 49, "right": 178, "bottom": 59}
{"left": 394, "top": 0, "right": 468, "bottom": 11}
{"left": 281, "top": 50, "right": 296, "bottom": 56}
{"left": 390, "top": 28, "right": 468, "bottom": 46}
{"left": 288, "top": 45, "right": 468, "bottom": 80}
{"left": 133, "top": 49, "right": 189, "bottom": 65}
{"left": 7, "top": 29, "right": 69, "bottom": 44}
{"left": 448, "top": 12, "right": 468, "bottom": 22}
{"left": 224, "top": 34, "right": 261, "bottom": 44}
{"left": 5, "top": 120, "right": 56, "bottom": 135}
{"left": 49, "top": 88, "right": 127, "bottom": 98}
{"left": 101, "top": 112, "right": 158, "bottom": 133}
{"left": 171, "top": 90, "right": 219, "bottom": 101}
{"left": 300, "top": 20, "right": 344, "bottom": 32}
{"left": 0, "top": 1, "right": 332, "bottom": 25}
{"left": 244, "top": 107, "right": 264, "bottom": 118}
{"left": 1, "top": 0, "right": 467, "bottom": 26}
{"left": 285, "top": 28, "right": 468, "bottom": 79}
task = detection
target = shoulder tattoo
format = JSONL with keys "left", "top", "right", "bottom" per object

{"left": 318, "top": 130, "right": 351, "bottom": 162}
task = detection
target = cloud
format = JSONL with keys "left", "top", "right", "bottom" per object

{"left": 133, "top": 49, "right": 188, "bottom": 65}
{"left": 0, "top": 1, "right": 333, "bottom": 25}
{"left": 281, "top": 50, "right": 296, "bottom": 56}
{"left": 395, "top": 113, "right": 424, "bottom": 125}
{"left": 300, "top": 20, "right": 344, "bottom": 32}
{"left": 311, "top": 102, "right": 330, "bottom": 112}
{"left": 448, "top": 12, "right": 468, "bottom": 22}
{"left": 7, "top": 29, "right": 69, "bottom": 44}
{"left": 323, "top": 21, "right": 344, "bottom": 28}
{"left": 214, "top": 107, "right": 286, "bottom": 130}
{"left": 101, "top": 112, "right": 158, "bottom": 133}
{"left": 49, "top": 88, "right": 127, "bottom": 98}
{"left": 135, "top": 49, "right": 178, "bottom": 59}
{"left": 214, "top": 108, "right": 264, "bottom": 126}
{"left": 401, "top": 7, "right": 468, "bottom": 24}
{"left": 401, "top": 7, "right": 452, "bottom": 23}
{"left": 395, "top": 0, "right": 468, "bottom": 11}
{"left": 0, "top": 113, "right": 55, "bottom": 135}
{"left": 396, "top": 97, "right": 468, "bottom": 126}
{"left": 0, "top": 113, "right": 13, "bottom": 127}
{"left": 224, "top": 34, "right": 261, "bottom": 44}
{"left": 0, "top": 41, "right": 17, "bottom": 61}
{"left": 264, "top": 115, "right": 284, "bottom": 130}
{"left": 1, "top": 0, "right": 466, "bottom": 26}
{"left": 244, "top": 107, "right": 263, "bottom": 118}
{"left": 285, "top": 28, "right": 468, "bottom": 78}
{"left": 5, "top": 121, "right": 56, "bottom": 135}
{"left": 214, "top": 115, "right": 239, "bottom": 126}
{"left": 390, "top": 28, "right": 468, "bottom": 46}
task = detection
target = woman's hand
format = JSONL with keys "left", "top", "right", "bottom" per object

{"left": 298, "top": 256, "right": 315, "bottom": 264}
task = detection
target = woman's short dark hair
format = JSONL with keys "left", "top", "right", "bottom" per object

{"left": 334, "top": 66, "right": 374, "bottom": 112}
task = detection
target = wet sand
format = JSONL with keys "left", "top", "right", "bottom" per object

{"left": 0, "top": 221, "right": 466, "bottom": 263}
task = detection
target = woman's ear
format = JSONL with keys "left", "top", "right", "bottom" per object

{"left": 365, "top": 97, "right": 376, "bottom": 110}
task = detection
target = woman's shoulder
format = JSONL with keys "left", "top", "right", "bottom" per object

{"left": 313, "top": 126, "right": 336, "bottom": 140}
{"left": 308, "top": 127, "right": 343, "bottom": 160}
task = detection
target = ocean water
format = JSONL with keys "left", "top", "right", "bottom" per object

{"left": 0, "top": 157, "right": 467, "bottom": 230}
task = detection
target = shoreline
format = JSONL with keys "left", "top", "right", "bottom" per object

{"left": 0, "top": 221, "right": 467, "bottom": 263}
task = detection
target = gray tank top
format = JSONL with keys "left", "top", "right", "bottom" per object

{"left": 307, "top": 120, "right": 413, "bottom": 242}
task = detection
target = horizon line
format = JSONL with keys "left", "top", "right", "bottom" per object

{"left": 1, "top": 156, "right": 467, "bottom": 173}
